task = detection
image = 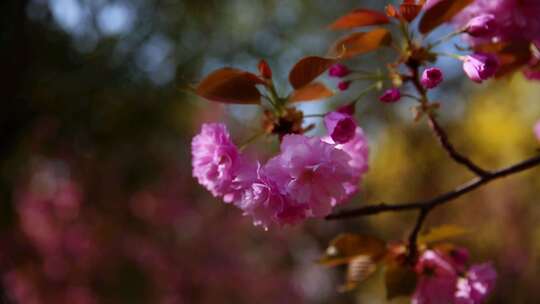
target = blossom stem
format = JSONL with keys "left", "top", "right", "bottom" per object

{"left": 239, "top": 131, "right": 265, "bottom": 151}
{"left": 434, "top": 52, "right": 463, "bottom": 60}
{"left": 352, "top": 83, "right": 379, "bottom": 104}
{"left": 399, "top": 19, "right": 413, "bottom": 50}
{"left": 303, "top": 114, "right": 325, "bottom": 118}
{"left": 402, "top": 93, "right": 422, "bottom": 101}
{"left": 266, "top": 81, "right": 285, "bottom": 113}
{"left": 347, "top": 74, "right": 382, "bottom": 81}
{"left": 428, "top": 30, "right": 465, "bottom": 49}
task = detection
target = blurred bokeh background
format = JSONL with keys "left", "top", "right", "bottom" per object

{"left": 1, "top": 0, "right": 540, "bottom": 303}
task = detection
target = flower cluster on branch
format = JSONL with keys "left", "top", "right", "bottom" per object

{"left": 191, "top": 0, "right": 540, "bottom": 302}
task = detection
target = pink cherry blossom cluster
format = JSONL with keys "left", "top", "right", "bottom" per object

{"left": 191, "top": 112, "right": 369, "bottom": 228}
{"left": 413, "top": 249, "right": 497, "bottom": 304}
{"left": 453, "top": 0, "right": 540, "bottom": 81}
{"left": 454, "top": 0, "right": 540, "bottom": 47}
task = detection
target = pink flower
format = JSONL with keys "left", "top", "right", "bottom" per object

{"left": 413, "top": 249, "right": 497, "bottom": 304}
{"left": 328, "top": 64, "right": 350, "bottom": 78}
{"left": 237, "top": 166, "right": 306, "bottom": 228}
{"left": 329, "top": 127, "right": 370, "bottom": 198}
{"left": 263, "top": 135, "right": 356, "bottom": 217}
{"left": 465, "top": 14, "right": 497, "bottom": 37}
{"left": 463, "top": 53, "right": 499, "bottom": 83}
{"left": 222, "top": 157, "right": 258, "bottom": 204}
{"left": 191, "top": 123, "right": 242, "bottom": 198}
{"left": 412, "top": 250, "right": 458, "bottom": 304}
{"left": 455, "top": 263, "right": 497, "bottom": 304}
{"left": 421, "top": 67, "right": 444, "bottom": 89}
{"left": 324, "top": 111, "right": 357, "bottom": 144}
{"left": 449, "top": 247, "right": 471, "bottom": 272}
{"left": 336, "top": 103, "right": 355, "bottom": 115}
{"left": 534, "top": 121, "right": 540, "bottom": 141}
{"left": 454, "top": 0, "right": 540, "bottom": 46}
{"left": 379, "top": 88, "right": 401, "bottom": 103}
{"left": 330, "top": 127, "right": 369, "bottom": 176}
{"left": 338, "top": 81, "right": 351, "bottom": 91}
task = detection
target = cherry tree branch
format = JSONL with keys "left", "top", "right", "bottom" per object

{"left": 427, "top": 113, "right": 490, "bottom": 177}
{"left": 327, "top": 34, "right": 540, "bottom": 262}
{"left": 407, "top": 207, "right": 430, "bottom": 263}
{"left": 326, "top": 153, "right": 540, "bottom": 220}
{"left": 401, "top": 62, "right": 490, "bottom": 258}
{"left": 408, "top": 64, "right": 488, "bottom": 177}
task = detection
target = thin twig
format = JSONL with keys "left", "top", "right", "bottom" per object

{"left": 409, "top": 61, "right": 490, "bottom": 177}
{"left": 407, "top": 207, "right": 430, "bottom": 263}
{"left": 326, "top": 153, "right": 540, "bottom": 220}
{"left": 303, "top": 113, "right": 325, "bottom": 118}
{"left": 427, "top": 114, "right": 490, "bottom": 177}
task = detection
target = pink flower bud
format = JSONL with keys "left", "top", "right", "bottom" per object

{"left": 534, "top": 121, "right": 540, "bottom": 141}
{"left": 465, "top": 14, "right": 496, "bottom": 37}
{"left": 328, "top": 64, "right": 350, "bottom": 78}
{"left": 421, "top": 67, "right": 444, "bottom": 89}
{"left": 379, "top": 88, "right": 401, "bottom": 103}
{"left": 336, "top": 103, "right": 355, "bottom": 115}
{"left": 338, "top": 80, "right": 351, "bottom": 91}
{"left": 324, "top": 111, "right": 357, "bottom": 144}
{"left": 463, "top": 53, "right": 499, "bottom": 83}
{"left": 450, "top": 247, "right": 470, "bottom": 272}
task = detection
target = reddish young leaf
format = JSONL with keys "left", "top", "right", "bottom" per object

{"left": 288, "top": 56, "right": 337, "bottom": 89}
{"left": 419, "top": 0, "right": 473, "bottom": 34}
{"left": 258, "top": 59, "right": 272, "bottom": 79}
{"left": 399, "top": 3, "right": 422, "bottom": 22}
{"left": 329, "top": 28, "right": 392, "bottom": 59}
{"left": 328, "top": 9, "right": 389, "bottom": 30}
{"left": 195, "top": 68, "right": 265, "bottom": 104}
{"left": 289, "top": 82, "right": 334, "bottom": 102}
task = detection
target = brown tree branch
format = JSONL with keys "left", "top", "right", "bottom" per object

{"left": 407, "top": 63, "right": 488, "bottom": 177}
{"left": 401, "top": 63, "right": 491, "bottom": 257}
{"left": 326, "top": 153, "right": 540, "bottom": 220}
{"left": 407, "top": 207, "right": 430, "bottom": 264}
{"left": 427, "top": 113, "right": 490, "bottom": 177}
